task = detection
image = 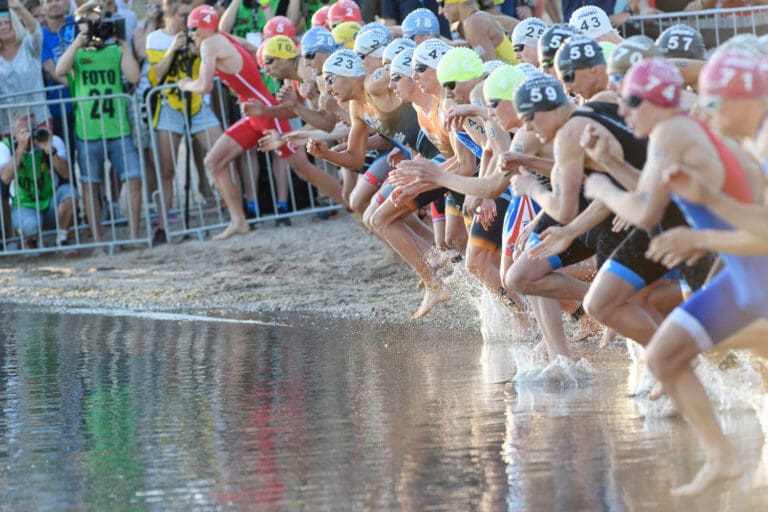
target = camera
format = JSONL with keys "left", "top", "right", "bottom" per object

{"left": 82, "top": 13, "right": 127, "bottom": 44}
{"left": 32, "top": 128, "right": 50, "bottom": 144}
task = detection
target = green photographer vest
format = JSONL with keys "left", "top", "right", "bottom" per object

{"left": 69, "top": 45, "right": 132, "bottom": 141}
{"left": 2, "top": 138, "right": 53, "bottom": 210}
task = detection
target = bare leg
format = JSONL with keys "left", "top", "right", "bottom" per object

{"left": 126, "top": 178, "right": 143, "bottom": 240}
{"left": 206, "top": 135, "right": 249, "bottom": 241}
{"left": 341, "top": 168, "right": 357, "bottom": 206}
{"left": 371, "top": 199, "right": 450, "bottom": 319}
{"left": 285, "top": 149, "right": 346, "bottom": 207}
{"left": 646, "top": 320, "right": 743, "bottom": 496}
{"left": 156, "top": 130, "right": 181, "bottom": 232}
{"left": 505, "top": 249, "right": 590, "bottom": 301}
{"left": 362, "top": 196, "right": 403, "bottom": 269}
{"left": 530, "top": 295, "right": 570, "bottom": 360}
{"left": 81, "top": 182, "right": 103, "bottom": 243}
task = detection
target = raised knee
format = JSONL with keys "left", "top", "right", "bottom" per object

{"left": 584, "top": 291, "right": 610, "bottom": 324}
{"left": 504, "top": 266, "right": 530, "bottom": 294}
{"left": 349, "top": 194, "right": 369, "bottom": 215}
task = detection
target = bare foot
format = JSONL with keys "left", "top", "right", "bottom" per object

{"left": 649, "top": 381, "right": 665, "bottom": 401}
{"left": 212, "top": 221, "right": 250, "bottom": 241}
{"left": 372, "top": 251, "right": 403, "bottom": 269}
{"left": 416, "top": 279, "right": 424, "bottom": 289}
{"left": 411, "top": 286, "right": 451, "bottom": 320}
{"left": 599, "top": 327, "right": 617, "bottom": 348}
{"left": 671, "top": 454, "right": 743, "bottom": 496}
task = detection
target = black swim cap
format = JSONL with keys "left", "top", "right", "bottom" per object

{"left": 538, "top": 24, "right": 579, "bottom": 66}
{"left": 556, "top": 35, "right": 605, "bottom": 72}
{"left": 515, "top": 72, "right": 570, "bottom": 118}
{"left": 656, "top": 24, "right": 706, "bottom": 60}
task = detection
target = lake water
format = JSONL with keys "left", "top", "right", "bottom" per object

{"left": 1, "top": 304, "right": 767, "bottom": 511}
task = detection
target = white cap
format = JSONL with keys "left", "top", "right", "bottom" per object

{"left": 322, "top": 49, "right": 366, "bottom": 77}
{"left": 512, "top": 17, "right": 547, "bottom": 48}
{"left": 412, "top": 38, "right": 452, "bottom": 69}
{"left": 354, "top": 23, "right": 392, "bottom": 59}
{"left": 569, "top": 6, "right": 612, "bottom": 39}
{"left": 390, "top": 48, "right": 415, "bottom": 78}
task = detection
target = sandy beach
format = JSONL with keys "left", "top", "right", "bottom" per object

{"left": 0, "top": 213, "right": 486, "bottom": 330}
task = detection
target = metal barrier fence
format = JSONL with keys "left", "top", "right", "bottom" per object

{"left": 0, "top": 89, "right": 152, "bottom": 256}
{"left": 621, "top": 5, "right": 768, "bottom": 49}
{"left": 143, "top": 80, "right": 342, "bottom": 243}
{"left": 0, "top": 80, "right": 343, "bottom": 257}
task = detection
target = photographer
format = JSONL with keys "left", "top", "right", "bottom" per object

{"left": 55, "top": 0, "right": 143, "bottom": 251}
{"left": 146, "top": 0, "right": 225, "bottom": 244}
{"left": 0, "top": 113, "right": 76, "bottom": 249}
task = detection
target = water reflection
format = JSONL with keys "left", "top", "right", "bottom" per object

{"left": 0, "top": 306, "right": 766, "bottom": 510}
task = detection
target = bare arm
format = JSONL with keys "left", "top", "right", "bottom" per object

{"left": 43, "top": 59, "right": 68, "bottom": 86}
{"left": 307, "top": 102, "right": 369, "bottom": 170}
{"left": 219, "top": 0, "right": 241, "bottom": 34}
{"left": 55, "top": 32, "right": 89, "bottom": 79}
{"left": 120, "top": 40, "right": 140, "bottom": 84}
{"left": 179, "top": 41, "right": 217, "bottom": 94}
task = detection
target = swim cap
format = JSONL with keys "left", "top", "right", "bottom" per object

{"left": 556, "top": 35, "right": 605, "bottom": 72}
{"left": 436, "top": 47, "right": 484, "bottom": 83}
{"left": 322, "top": 49, "right": 366, "bottom": 77}
{"left": 402, "top": 8, "right": 440, "bottom": 38}
{"left": 262, "top": 35, "right": 297, "bottom": 59}
{"left": 328, "top": 0, "right": 362, "bottom": 28}
{"left": 413, "top": 38, "right": 452, "bottom": 69}
{"left": 332, "top": 21, "right": 361, "bottom": 49}
{"left": 622, "top": 57, "right": 683, "bottom": 108}
{"left": 516, "top": 62, "right": 539, "bottom": 76}
{"left": 698, "top": 49, "right": 766, "bottom": 100}
{"left": 255, "top": 43, "right": 265, "bottom": 67}
{"left": 538, "top": 24, "right": 579, "bottom": 64}
{"left": 354, "top": 23, "right": 392, "bottom": 59}
{"left": 301, "top": 27, "right": 337, "bottom": 54}
{"left": 569, "top": 6, "right": 611, "bottom": 39}
{"left": 608, "top": 35, "right": 659, "bottom": 76}
{"left": 483, "top": 59, "right": 506, "bottom": 75}
{"left": 515, "top": 73, "right": 569, "bottom": 117}
{"left": 512, "top": 17, "right": 547, "bottom": 48}
{"left": 390, "top": 48, "right": 415, "bottom": 78}
{"left": 599, "top": 41, "right": 617, "bottom": 62}
{"left": 383, "top": 38, "right": 417, "bottom": 63}
{"left": 719, "top": 34, "right": 764, "bottom": 56}
{"left": 483, "top": 65, "right": 526, "bottom": 101}
{"left": 263, "top": 16, "right": 295, "bottom": 40}
{"left": 312, "top": 5, "right": 331, "bottom": 29}
{"left": 655, "top": 24, "right": 705, "bottom": 60}
{"left": 187, "top": 5, "right": 218, "bottom": 31}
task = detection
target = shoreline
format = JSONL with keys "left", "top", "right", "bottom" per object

{"left": 0, "top": 214, "right": 485, "bottom": 331}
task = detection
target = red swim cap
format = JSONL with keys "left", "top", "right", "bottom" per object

{"left": 312, "top": 5, "right": 331, "bottom": 29}
{"left": 255, "top": 43, "right": 265, "bottom": 68}
{"left": 328, "top": 0, "right": 362, "bottom": 27}
{"left": 698, "top": 49, "right": 766, "bottom": 100}
{"left": 622, "top": 57, "right": 683, "bottom": 108}
{"left": 264, "top": 15, "right": 296, "bottom": 40}
{"left": 187, "top": 5, "right": 218, "bottom": 31}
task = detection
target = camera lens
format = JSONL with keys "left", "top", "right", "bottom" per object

{"left": 33, "top": 128, "right": 50, "bottom": 143}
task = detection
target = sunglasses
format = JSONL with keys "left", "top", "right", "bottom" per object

{"left": 540, "top": 58, "right": 554, "bottom": 69}
{"left": 443, "top": 81, "right": 457, "bottom": 90}
{"left": 699, "top": 96, "right": 722, "bottom": 111}
{"left": 522, "top": 110, "right": 536, "bottom": 122}
{"left": 325, "top": 75, "right": 335, "bottom": 85}
{"left": 264, "top": 57, "right": 275, "bottom": 66}
{"left": 513, "top": 44, "right": 525, "bottom": 53}
{"left": 413, "top": 63, "right": 429, "bottom": 74}
{"left": 187, "top": 26, "right": 198, "bottom": 32}
{"left": 303, "top": 51, "right": 316, "bottom": 61}
{"left": 621, "top": 94, "right": 644, "bottom": 108}
{"left": 608, "top": 73, "right": 623, "bottom": 85}
{"left": 390, "top": 74, "right": 403, "bottom": 82}
{"left": 487, "top": 99, "right": 501, "bottom": 109}
{"left": 560, "top": 69, "right": 575, "bottom": 83}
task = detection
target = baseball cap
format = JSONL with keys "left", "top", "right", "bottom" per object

{"left": 322, "top": 48, "right": 366, "bottom": 77}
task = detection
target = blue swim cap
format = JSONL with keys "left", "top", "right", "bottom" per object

{"left": 402, "top": 8, "right": 440, "bottom": 38}
{"left": 301, "top": 27, "right": 338, "bottom": 54}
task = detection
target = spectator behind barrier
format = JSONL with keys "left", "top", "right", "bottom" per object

{"left": 0, "top": 113, "right": 76, "bottom": 249}
{"left": 0, "top": 0, "right": 52, "bottom": 140}
{"left": 55, "top": 1, "right": 144, "bottom": 250}
{"left": 146, "top": 0, "right": 225, "bottom": 244}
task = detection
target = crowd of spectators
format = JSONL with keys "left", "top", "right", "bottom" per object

{"left": 0, "top": 0, "right": 764, "bottom": 254}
